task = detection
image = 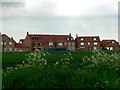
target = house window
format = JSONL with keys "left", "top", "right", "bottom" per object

{"left": 9, "top": 42, "right": 12, "bottom": 45}
{"left": 80, "top": 38, "right": 84, "bottom": 40}
{"left": 4, "top": 42, "right": 6, "bottom": 45}
{"left": 80, "top": 46, "right": 85, "bottom": 48}
{"left": 72, "top": 42, "right": 74, "bottom": 46}
{"left": 4, "top": 48, "right": 6, "bottom": 51}
{"left": 15, "top": 48, "right": 17, "bottom": 51}
{"left": 68, "top": 42, "right": 71, "bottom": 47}
{"left": 19, "top": 50, "right": 23, "bottom": 52}
{"left": 112, "top": 41, "right": 114, "bottom": 43}
{"left": 94, "top": 42, "right": 97, "bottom": 45}
{"left": 88, "top": 42, "right": 90, "bottom": 45}
{"left": 58, "top": 42, "right": 63, "bottom": 46}
{"left": 80, "top": 46, "right": 85, "bottom": 50}
{"left": 32, "top": 37, "right": 39, "bottom": 40}
{"left": 49, "top": 42, "right": 53, "bottom": 46}
{"left": 38, "top": 43, "right": 40, "bottom": 46}
{"left": 20, "top": 41, "right": 22, "bottom": 43}
{"left": 33, "top": 43, "right": 36, "bottom": 46}
{"left": 64, "top": 42, "right": 67, "bottom": 46}
{"left": 93, "top": 47, "right": 97, "bottom": 50}
{"left": 93, "top": 38, "right": 96, "bottom": 40}
{"left": 9, "top": 48, "right": 12, "bottom": 51}
{"left": 110, "top": 47, "right": 113, "bottom": 50}
{"left": 0, "top": 41, "right": 3, "bottom": 45}
{"left": 80, "top": 42, "right": 84, "bottom": 45}
{"left": 107, "top": 47, "right": 109, "bottom": 50}
{"left": 66, "top": 38, "right": 69, "bottom": 40}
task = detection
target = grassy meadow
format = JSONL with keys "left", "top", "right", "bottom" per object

{"left": 2, "top": 50, "right": 120, "bottom": 89}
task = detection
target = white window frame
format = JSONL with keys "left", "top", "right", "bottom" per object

{"left": 110, "top": 47, "right": 113, "bottom": 50}
{"left": 4, "top": 42, "right": 6, "bottom": 45}
{"left": 15, "top": 48, "right": 17, "bottom": 51}
{"left": 58, "top": 42, "right": 63, "bottom": 46}
{"left": 0, "top": 41, "right": 3, "bottom": 45}
{"left": 19, "top": 50, "right": 23, "bottom": 52}
{"left": 80, "top": 38, "right": 84, "bottom": 40}
{"left": 93, "top": 47, "right": 97, "bottom": 50}
{"left": 80, "top": 42, "right": 84, "bottom": 45}
{"left": 88, "top": 42, "right": 90, "bottom": 45}
{"left": 9, "top": 48, "right": 12, "bottom": 51}
{"left": 112, "top": 41, "right": 114, "bottom": 43}
{"left": 64, "top": 42, "right": 67, "bottom": 46}
{"left": 94, "top": 42, "right": 97, "bottom": 45}
{"left": 80, "top": 46, "right": 85, "bottom": 48}
{"left": 4, "top": 48, "right": 6, "bottom": 51}
{"left": 49, "top": 42, "right": 53, "bottom": 46}
{"left": 9, "top": 42, "right": 12, "bottom": 45}
{"left": 93, "top": 38, "right": 97, "bottom": 40}
{"left": 107, "top": 47, "right": 109, "bottom": 50}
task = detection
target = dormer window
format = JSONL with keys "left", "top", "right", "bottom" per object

{"left": 32, "top": 37, "right": 39, "bottom": 40}
{"left": 112, "top": 41, "right": 114, "bottom": 43}
{"left": 81, "top": 38, "right": 84, "bottom": 40}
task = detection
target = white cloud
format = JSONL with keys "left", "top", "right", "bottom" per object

{"left": 1, "top": 0, "right": 119, "bottom": 42}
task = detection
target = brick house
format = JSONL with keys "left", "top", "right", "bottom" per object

{"left": 101, "top": 40, "right": 120, "bottom": 50}
{"left": 21, "top": 32, "right": 75, "bottom": 51}
{"left": 75, "top": 36, "right": 101, "bottom": 51}
{"left": 15, "top": 43, "right": 29, "bottom": 52}
{"left": 1, "top": 34, "right": 16, "bottom": 52}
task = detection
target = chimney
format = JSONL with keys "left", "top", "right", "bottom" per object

{"left": 76, "top": 34, "right": 78, "bottom": 38}
{"left": 69, "top": 33, "right": 71, "bottom": 36}
{"left": 11, "top": 37, "right": 13, "bottom": 40}
{"left": 27, "top": 32, "right": 29, "bottom": 35}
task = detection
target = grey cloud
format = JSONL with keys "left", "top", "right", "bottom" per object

{"left": 0, "top": 2, "right": 25, "bottom": 7}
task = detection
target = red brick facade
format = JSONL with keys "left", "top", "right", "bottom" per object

{"left": 76, "top": 36, "right": 101, "bottom": 51}
{"left": 1, "top": 34, "right": 16, "bottom": 52}
{"left": 101, "top": 40, "right": 120, "bottom": 50}
{"left": 22, "top": 32, "right": 75, "bottom": 51}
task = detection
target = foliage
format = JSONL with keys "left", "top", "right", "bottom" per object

{"left": 2, "top": 50, "right": 120, "bottom": 89}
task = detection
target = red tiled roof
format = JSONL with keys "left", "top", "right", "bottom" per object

{"left": 20, "top": 39, "right": 24, "bottom": 41}
{"left": 76, "top": 36, "right": 100, "bottom": 42}
{"left": 27, "top": 34, "right": 74, "bottom": 42}
{"left": 101, "top": 40, "right": 119, "bottom": 47}
{"left": 15, "top": 43, "right": 29, "bottom": 48}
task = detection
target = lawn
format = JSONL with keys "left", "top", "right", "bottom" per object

{"left": 2, "top": 50, "right": 120, "bottom": 89}
{"left": 2, "top": 51, "right": 92, "bottom": 69}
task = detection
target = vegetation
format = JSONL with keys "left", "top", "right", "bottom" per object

{"left": 2, "top": 50, "right": 120, "bottom": 89}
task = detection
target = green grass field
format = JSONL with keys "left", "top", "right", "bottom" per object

{"left": 2, "top": 50, "right": 120, "bottom": 69}
{"left": 2, "top": 50, "right": 120, "bottom": 89}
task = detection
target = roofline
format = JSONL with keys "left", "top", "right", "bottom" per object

{"left": 77, "top": 36, "right": 100, "bottom": 38}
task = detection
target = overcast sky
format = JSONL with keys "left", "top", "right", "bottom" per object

{"left": 0, "top": 0, "right": 119, "bottom": 42}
